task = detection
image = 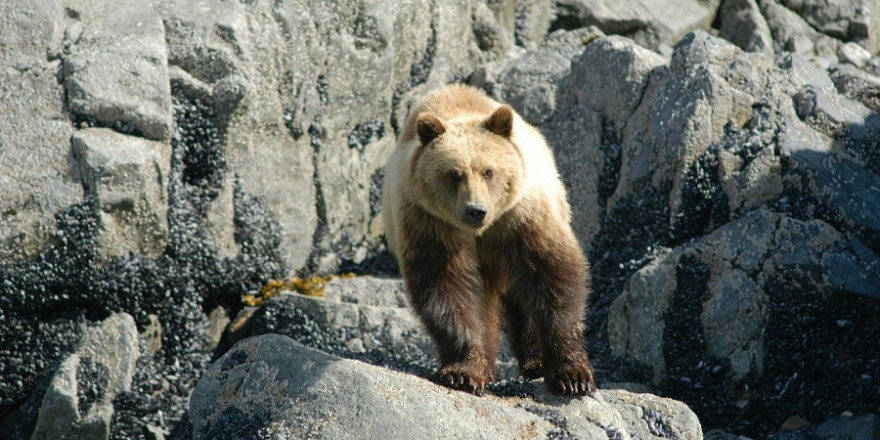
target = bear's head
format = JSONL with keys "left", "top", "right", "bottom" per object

{"left": 410, "top": 105, "right": 525, "bottom": 234}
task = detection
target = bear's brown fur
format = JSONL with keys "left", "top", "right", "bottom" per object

{"left": 382, "top": 84, "right": 595, "bottom": 395}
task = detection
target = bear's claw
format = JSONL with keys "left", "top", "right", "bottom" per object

{"left": 546, "top": 359, "right": 597, "bottom": 396}
{"left": 436, "top": 362, "right": 493, "bottom": 396}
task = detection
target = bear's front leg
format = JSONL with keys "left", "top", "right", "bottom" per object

{"left": 509, "top": 221, "right": 597, "bottom": 396}
{"left": 399, "top": 220, "right": 495, "bottom": 395}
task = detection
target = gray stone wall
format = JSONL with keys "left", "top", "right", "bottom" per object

{"left": 2, "top": 1, "right": 880, "bottom": 439}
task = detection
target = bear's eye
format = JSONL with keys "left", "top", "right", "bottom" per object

{"left": 483, "top": 169, "right": 493, "bottom": 180}
{"left": 449, "top": 171, "right": 462, "bottom": 184}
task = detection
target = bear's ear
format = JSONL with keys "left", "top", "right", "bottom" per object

{"left": 483, "top": 105, "right": 514, "bottom": 138}
{"left": 417, "top": 114, "right": 446, "bottom": 145}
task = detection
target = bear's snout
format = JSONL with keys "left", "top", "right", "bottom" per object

{"left": 464, "top": 204, "right": 487, "bottom": 227}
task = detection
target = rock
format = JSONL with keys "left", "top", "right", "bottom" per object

{"left": 471, "top": 0, "right": 516, "bottom": 57}
{"left": 839, "top": 42, "right": 873, "bottom": 68}
{"left": 782, "top": 141, "right": 880, "bottom": 262}
{"left": 3, "top": 0, "right": 880, "bottom": 439}
{"left": 610, "top": 31, "right": 770, "bottom": 224}
{"left": 543, "top": 105, "right": 606, "bottom": 251}
{"left": 778, "top": 0, "right": 880, "bottom": 54}
{"left": 144, "top": 424, "right": 169, "bottom": 440}
{"left": 157, "top": 0, "right": 315, "bottom": 267}
{"left": 0, "top": 0, "right": 83, "bottom": 265}
{"left": 608, "top": 208, "right": 880, "bottom": 388}
{"left": 608, "top": 250, "right": 679, "bottom": 384}
{"left": 190, "top": 333, "right": 703, "bottom": 440}
{"left": 241, "top": 276, "right": 435, "bottom": 366}
{"left": 514, "top": 0, "right": 554, "bottom": 49}
{"left": 761, "top": 0, "right": 842, "bottom": 64}
{"left": 718, "top": 0, "right": 774, "bottom": 57}
{"left": 140, "top": 314, "right": 163, "bottom": 356}
{"left": 718, "top": 144, "right": 784, "bottom": 214}
{"left": 761, "top": 1, "right": 815, "bottom": 54}
{"left": 71, "top": 128, "right": 171, "bottom": 262}
{"left": 829, "top": 63, "right": 880, "bottom": 112}
{"left": 780, "top": 62, "right": 880, "bottom": 251}
{"left": 564, "top": 35, "right": 666, "bottom": 133}
{"left": 31, "top": 313, "right": 139, "bottom": 440}
{"left": 0, "top": 0, "right": 65, "bottom": 70}
{"left": 813, "top": 413, "right": 880, "bottom": 440}
{"left": 472, "top": 27, "right": 604, "bottom": 125}
{"left": 321, "top": 275, "right": 408, "bottom": 307}
{"left": 779, "top": 52, "right": 837, "bottom": 93}
{"left": 206, "top": 307, "right": 231, "bottom": 351}
{"left": 551, "top": 0, "right": 720, "bottom": 49}
{"left": 63, "top": 0, "right": 173, "bottom": 141}
{"left": 154, "top": 0, "right": 512, "bottom": 274}
{"left": 240, "top": 275, "right": 532, "bottom": 379}
{"left": 868, "top": 57, "right": 880, "bottom": 77}
{"left": 703, "top": 429, "right": 748, "bottom": 440}
{"left": 540, "top": 34, "right": 665, "bottom": 248}
{"left": 790, "top": 67, "right": 879, "bottom": 141}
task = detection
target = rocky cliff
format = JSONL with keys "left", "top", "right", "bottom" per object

{"left": 1, "top": 0, "right": 879, "bottom": 439}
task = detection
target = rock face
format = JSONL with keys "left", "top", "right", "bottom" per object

{"left": 0, "top": 0, "right": 82, "bottom": 264}
{"left": 190, "top": 334, "right": 703, "bottom": 440}
{"left": 2, "top": 0, "right": 880, "bottom": 439}
{"left": 608, "top": 209, "right": 880, "bottom": 383}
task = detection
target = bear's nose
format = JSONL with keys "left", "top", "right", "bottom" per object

{"left": 464, "top": 204, "right": 487, "bottom": 226}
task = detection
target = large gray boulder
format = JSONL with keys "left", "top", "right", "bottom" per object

{"left": 760, "top": 1, "right": 849, "bottom": 67}
{"left": 156, "top": 0, "right": 317, "bottom": 263}
{"left": 830, "top": 63, "right": 880, "bottom": 112}
{"left": 472, "top": 27, "right": 607, "bottom": 125}
{"left": 190, "top": 333, "right": 703, "bottom": 440}
{"left": 563, "top": 35, "right": 666, "bottom": 133}
{"left": 608, "top": 209, "right": 880, "bottom": 385}
{"left": 777, "top": 53, "right": 880, "bottom": 253}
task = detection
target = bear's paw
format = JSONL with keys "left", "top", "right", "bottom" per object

{"left": 545, "top": 357, "right": 596, "bottom": 396}
{"left": 435, "top": 360, "right": 495, "bottom": 396}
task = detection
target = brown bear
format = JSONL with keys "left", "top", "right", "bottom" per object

{"left": 382, "top": 84, "right": 595, "bottom": 396}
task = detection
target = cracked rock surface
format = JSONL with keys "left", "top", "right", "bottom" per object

{"left": 190, "top": 333, "right": 702, "bottom": 440}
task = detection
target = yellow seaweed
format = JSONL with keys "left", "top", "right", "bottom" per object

{"left": 245, "top": 273, "right": 356, "bottom": 307}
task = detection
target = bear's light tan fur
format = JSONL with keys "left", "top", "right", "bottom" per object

{"left": 383, "top": 85, "right": 572, "bottom": 253}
